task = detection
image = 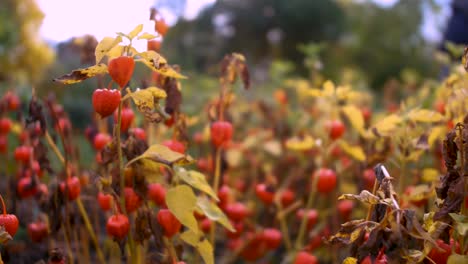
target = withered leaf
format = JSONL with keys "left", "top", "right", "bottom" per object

{"left": 53, "top": 64, "right": 108, "bottom": 84}
{"left": 338, "top": 190, "right": 385, "bottom": 205}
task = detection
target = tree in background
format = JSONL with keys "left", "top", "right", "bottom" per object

{"left": 162, "top": 0, "right": 441, "bottom": 90}
{"left": 0, "top": 0, "right": 54, "bottom": 85}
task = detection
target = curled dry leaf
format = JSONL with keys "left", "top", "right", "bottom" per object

{"left": 53, "top": 64, "right": 108, "bottom": 84}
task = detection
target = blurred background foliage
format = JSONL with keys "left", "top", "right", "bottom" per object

{"left": 0, "top": 0, "right": 450, "bottom": 129}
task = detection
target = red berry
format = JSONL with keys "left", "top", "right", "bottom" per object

{"left": 426, "top": 240, "right": 451, "bottom": 264}
{"left": 211, "top": 121, "right": 233, "bottom": 148}
{"left": 17, "top": 177, "right": 38, "bottom": 198}
{"left": 60, "top": 177, "right": 81, "bottom": 201}
{"left": 314, "top": 168, "right": 337, "bottom": 193}
{"left": 326, "top": 120, "right": 345, "bottom": 140}
{"left": 115, "top": 107, "right": 134, "bottom": 132}
{"left": 218, "top": 185, "right": 231, "bottom": 209}
{"left": 56, "top": 118, "right": 71, "bottom": 133}
{"left": 361, "top": 107, "right": 372, "bottom": 122}
{"left": 155, "top": 19, "right": 169, "bottom": 36}
{"left": 0, "top": 195, "right": 19, "bottom": 237}
{"left": 363, "top": 169, "right": 376, "bottom": 190}
{"left": 130, "top": 127, "right": 147, "bottom": 140}
{"left": 434, "top": 100, "right": 446, "bottom": 115}
{"left": 14, "top": 145, "right": 32, "bottom": 163}
{"left": 108, "top": 56, "right": 135, "bottom": 88}
{"left": 27, "top": 221, "right": 48, "bottom": 242}
{"left": 200, "top": 218, "right": 212, "bottom": 233}
{"left": 240, "top": 232, "right": 268, "bottom": 261}
{"left": 124, "top": 187, "right": 142, "bottom": 213}
{"left": 98, "top": 192, "right": 113, "bottom": 211}
{"left": 294, "top": 251, "right": 318, "bottom": 264}
{"left": 147, "top": 40, "right": 162, "bottom": 52}
{"left": 0, "top": 136, "right": 7, "bottom": 153}
{"left": 93, "top": 133, "right": 111, "bottom": 150}
{"left": 255, "top": 184, "right": 275, "bottom": 204}
{"left": 92, "top": 89, "right": 121, "bottom": 118}
{"left": 0, "top": 118, "right": 12, "bottom": 135}
{"left": 226, "top": 221, "right": 244, "bottom": 239}
{"left": 106, "top": 214, "right": 130, "bottom": 240}
{"left": 262, "top": 228, "right": 282, "bottom": 249}
{"left": 157, "top": 209, "right": 181, "bottom": 238}
{"left": 280, "top": 189, "right": 295, "bottom": 207}
{"left": 337, "top": 200, "right": 354, "bottom": 220}
{"left": 4, "top": 92, "right": 20, "bottom": 111}
{"left": 147, "top": 183, "right": 166, "bottom": 207}
{"left": 163, "top": 140, "right": 186, "bottom": 154}
{"left": 225, "top": 202, "right": 249, "bottom": 222}
{"left": 296, "top": 209, "right": 319, "bottom": 230}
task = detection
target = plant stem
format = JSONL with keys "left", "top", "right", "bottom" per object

{"left": 365, "top": 178, "right": 379, "bottom": 221}
{"left": 115, "top": 102, "right": 137, "bottom": 263}
{"left": 77, "top": 197, "right": 106, "bottom": 264}
{"left": 276, "top": 202, "right": 292, "bottom": 251}
{"left": 164, "top": 237, "right": 178, "bottom": 262}
{"left": 294, "top": 174, "right": 319, "bottom": 250}
{"left": 45, "top": 131, "right": 106, "bottom": 263}
{"left": 209, "top": 147, "right": 222, "bottom": 246}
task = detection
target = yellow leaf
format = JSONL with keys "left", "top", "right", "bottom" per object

{"left": 422, "top": 168, "right": 439, "bottom": 183}
{"left": 407, "top": 109, "right": 444, "bottom": 123}
{"left": 178, "top": 169, "right": 218, "bottom": 201}
{"left": 138, "top": 58, "right": 187, "bottom": 79}
{"left": 95, "top": 36, "right": 123, "bottom": 63}
{"left": 126, "top": 144, "right": 193, "bottom": 167}
{"left": 139, "top": 159, "right": 163, "bottom": 182}
{"left": 371, "top": 114, "right": 402, "bottom": 136}
{"left": 285, "top": 135, "right": 315, "bottom": 151}
{"left": 339, "top": 190, "right": 383, "bottom": 205}
{"left": 323, "top": 80, "right": 335, "bottom": 97}
{"left": 53, "top": 64, "right": 108, "bottom": 84}
{"left": 106, "top": 45, "right": 125, "bottom": 61}
{"left": 406, "top": 149, "right": 424, "bottom": 162}
{"left": 128, "top": 24, "right": 143, "bottom": 39}
{"left": 137, "top": 33, "right": 157, "bottom": 40}
{"left": 338, "top": 141, "right": 366, "bottom": 161}
{"left": 123, "top": 87, "right": 167, "bottom": 109}
{"left": 196, "top": 196, "right": 235, "bottom": 232}
{"left": 180, "top": 230, "right": 214, "bottom": 264}
{"left": 166, "top": 185, "right": 199, "bottom": 233}
{"left": 341, "top": 105, "right": 366, "bottom": 136}
{"left": 225, "top": 149, "right": 243, "bottom": 167}
{"left": 428, "top": 126, "right": 445, "bottom": 148}
{"left": 447, "top": 254, "right": 468, "bottom": 264}
{"left": 301, "top": 88, "right": 322, "bottom": 97}
{"left": 342, "top": 257, "right": 357, "bottom": 264}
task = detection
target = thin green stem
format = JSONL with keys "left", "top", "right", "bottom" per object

{"left": 294, "top": 174, "right": 319, "bottom": 250}
{"left": 209, "top": 148, "right": 222, "bottom": 246}
{"left": 115, "top": 102, "right": 137, "bottom": 263}
{"left": 77, "top": 197, "right": 106, "bottom": 264}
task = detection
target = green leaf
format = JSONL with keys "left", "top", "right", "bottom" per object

{"left": 166, "top": 185, "right": 199, "bottom": 233}
{"left": 128, "top": 24, "right": 143, "bottom": 39}
{"left": 196, "top": 196, "right": 235, "bottom": 232}
{"left": 53, "top": 64, "right": 108, "bottom": 84}
{"left": 126, "top": 144, "right": 193, "bottom": 167}
{"left": 178, "top": 169, "right": 218, "bottom": 201}
{"left": 95, "top": 36, "right": 123, "bottom": 63}
{"left": 180, "top": 230, "right": 214, "bottom": 264}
